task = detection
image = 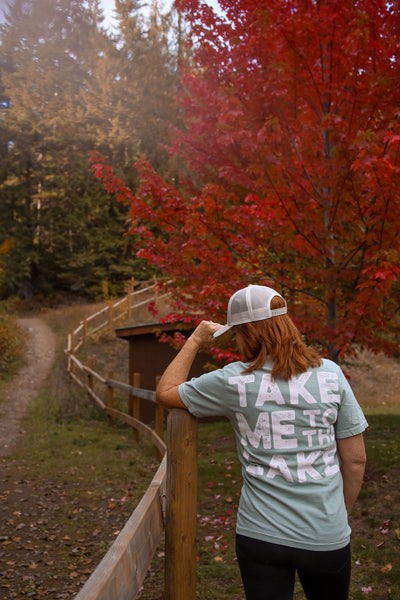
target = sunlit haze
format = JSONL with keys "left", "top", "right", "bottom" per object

{"left": 99, "top": 0, "right": 222, "bottom": 30}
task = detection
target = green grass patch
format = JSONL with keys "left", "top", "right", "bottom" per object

{"left": 0, "top": 300, "right": 26, "bottom": 373}
{"left": 0, "top": 300, "right": 26, "bottom": 405}
{"left": 21, "top": 399, "right": 155, "bottom": 486}
{"left": 363, "top": 414, "right": 400, "bottom": 467}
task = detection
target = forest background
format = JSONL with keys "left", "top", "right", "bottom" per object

{"left": 0, "top": 0, "right": 185, "bottom": 300}
{"left": 1, "top": 0, "right": 400, "bottom": 365}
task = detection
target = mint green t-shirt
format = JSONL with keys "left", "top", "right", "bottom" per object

{"left": 179, "top": 358, "right": 368, "bottom": 551}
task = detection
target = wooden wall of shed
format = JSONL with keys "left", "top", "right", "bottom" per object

{"left": 128, "top": 334, "right": 219, "bottom": 424}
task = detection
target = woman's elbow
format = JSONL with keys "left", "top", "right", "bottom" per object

{"left": 156, "top": 386, "right": 187, "bottom": 409}
{"left": 341, "top": 451, "right": 367, "bottom": 477}
{"left": 156, "top": 387, "right": 171, "bottom": 407}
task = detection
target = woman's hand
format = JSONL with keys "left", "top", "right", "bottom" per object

{"left": 156, "top": 320, "right": 223, "bottom": 409}
{"left": 189, "top": 320, "right": 223, "bottom": 347}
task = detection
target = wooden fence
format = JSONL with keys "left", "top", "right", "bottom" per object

{"left": 65, "top": 281, "right": 198, "bottom": 600}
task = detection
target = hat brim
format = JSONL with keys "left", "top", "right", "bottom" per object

{"left": 213, "top": 324, "right": 232, "bottom": 338}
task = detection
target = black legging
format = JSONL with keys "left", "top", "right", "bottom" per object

{"left": 236, "top": 534, "right": 351, "bottom": 600}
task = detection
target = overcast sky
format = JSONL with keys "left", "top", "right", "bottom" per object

{"left": 0, "top": 0, "right": 7, "bottom": 22}
{"left": 100, "top": 0, "right": 222, "bottom": 30}
{"left": 0, "top": 0, "right": 222, "bottom": 28}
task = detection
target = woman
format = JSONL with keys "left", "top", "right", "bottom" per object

{"left": 156, "top": 284, "right": 367, "bottom": 600}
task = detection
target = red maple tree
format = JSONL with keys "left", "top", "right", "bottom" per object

{"left": 92, "top": 0, "right": 400, "bottom": 362}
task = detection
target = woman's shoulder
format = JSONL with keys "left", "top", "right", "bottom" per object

{"left": 196, "top": 360, "right": 248, "bottom": 381}
{"left": 318, "top": 358, "right": 343, "bottom": 374}
{"left": 220, "top": 360, "right": 250, "bottom": 375}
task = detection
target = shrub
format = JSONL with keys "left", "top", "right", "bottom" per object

{"left": 0, "top": 300, "right": 25, "bottom": 372}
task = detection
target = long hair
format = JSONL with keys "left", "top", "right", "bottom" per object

{"left": 234, "top": 295, "right": 322, "bottom": 381}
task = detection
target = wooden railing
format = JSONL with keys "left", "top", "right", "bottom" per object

{"left": 66, "top": 279, "right": 163, "bottom": 357}
{"left": 65, "top": 281, "right": 198, "bottom": 600}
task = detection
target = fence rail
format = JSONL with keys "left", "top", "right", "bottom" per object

{"left": 67, "top": 279, "right": 168, "bottom": 350}
{"left": 65, "top": 279, "right": 198, "bottom": 600}
{"left": 75, "top": 456, "right": 167, "bottom": 600}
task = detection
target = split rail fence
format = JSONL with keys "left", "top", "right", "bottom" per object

{"left": 65, "top": 281, "right": 198, "bottom": 600}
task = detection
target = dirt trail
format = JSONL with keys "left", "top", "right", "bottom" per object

{"left": 0, "top": 318, "right": 56, "bottom": 457}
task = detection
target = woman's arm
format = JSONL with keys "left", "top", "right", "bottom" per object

{"left": 156, "top": 320, "right": 222, "bottom": 409}
{"left": 336, "top": 433, "right": 367, "bottom": 514}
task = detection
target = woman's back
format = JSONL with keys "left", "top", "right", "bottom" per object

{"left": 179, "top": 356, "right": 367, "bottom": 550}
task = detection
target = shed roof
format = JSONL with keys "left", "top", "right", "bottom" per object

{"left": 115, "top": 321, "right": 193, "bottom": 339}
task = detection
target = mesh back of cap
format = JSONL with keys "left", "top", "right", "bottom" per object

{"left": 228, "top": 285, "right": 286, "bottom": 326}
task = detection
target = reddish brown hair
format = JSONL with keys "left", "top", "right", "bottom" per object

{"left": 234, "top": 295, "right": 321, "bottom": 381}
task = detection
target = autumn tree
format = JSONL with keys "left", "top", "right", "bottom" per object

{"left": 93, "top": 0, "right": 400, "bottom": 361}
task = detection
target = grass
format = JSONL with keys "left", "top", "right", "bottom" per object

{"left": 0, "top": 318, "right": 26, "bottom": 407}
{"left": 0, "top": 357, "right": 24, "bottom": 406}
{"left": 362, "top": 414, "right": 400, "bottom": 467}
{"left": 1, "top": 299, "right": 399, "bottom": 599}
{"left": 0, "top": 300, "right": 26, "bottom": 377}
{"left": 349, "top": 415, "right": 400, "bottom": 600}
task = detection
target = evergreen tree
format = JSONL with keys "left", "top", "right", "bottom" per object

{"left": 110, "top": 0, "right": 181, "bottom": 180}
{"left": 0, "top": 0, "right": 177, "bottom": 298}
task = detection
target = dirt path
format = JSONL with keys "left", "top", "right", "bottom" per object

{"left": 0, "top": 318, "right": 56, "bottom": 457}
{"left": 0, "top": 313, "right": 141, "bottom": 599}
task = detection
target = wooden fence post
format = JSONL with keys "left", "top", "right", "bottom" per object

{"left": 108, "top": 303, "right": 113, "bottom": 333}
{"left": 107, "top": 370, "right": 114, "bottom": 426}
{"left": 87, "top": 357, "right": 94, "bottom": 396}
{"left": 129, "top": 372, "right": 141, "bottom": 443}
{"left": 127, "top": 292, "right": 132, "bottom": 320}
{"left": 154, "top": 376, "right": 164, "bottom": 461}
{"left": 70, "top": 330, "right": 75, "bottom": 375}
{"left": 67, "top": 333, "right": 71, "bottom": 374}
{"left": 153, "top": 275, "right": 158, "bottom": 306}
{"left": 165, "top": 409, "right": 198, "bottom": 600}
{"left": 83, "top": 317, "right": 88, "bottom": 347}
{"left": 127, "top": 277, "right": 135, "bottom": 320}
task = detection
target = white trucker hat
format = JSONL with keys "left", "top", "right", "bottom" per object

{"left": 213, "top": 284, "right": 287, "bottom": 337}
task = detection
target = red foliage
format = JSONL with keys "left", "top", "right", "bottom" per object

{"left": 91, "top": 0, "right": 400, "bottom": 362}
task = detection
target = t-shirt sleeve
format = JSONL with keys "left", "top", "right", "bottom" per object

{"left": 179, "top": 368, "right": 228, "bottom": 418}
{"left": 335, "top": 369, "right": 368, "bottom": 438}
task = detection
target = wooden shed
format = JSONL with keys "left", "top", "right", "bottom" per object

{"left": 115, "top": 321, "right": 219, "bottom": 423}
